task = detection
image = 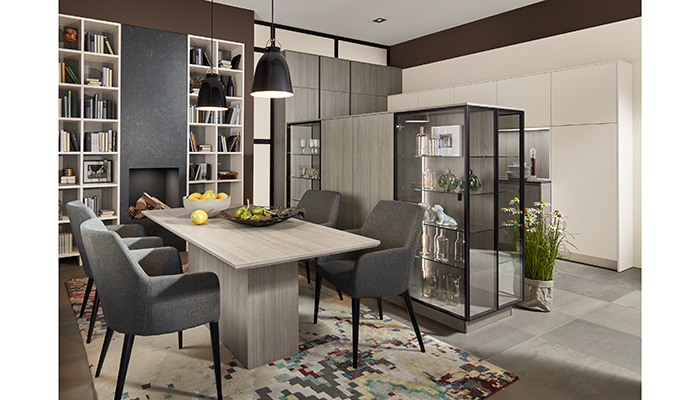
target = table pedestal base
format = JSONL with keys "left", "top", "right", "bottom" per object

{"left": 189, "top": 245, "right": 299, "bottom": 369}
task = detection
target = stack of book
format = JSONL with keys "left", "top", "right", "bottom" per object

{"left": 85, "top": 94, "right": 117, "bottom": 119}
{"left": 85, "top": 78, "right": 102, "bottom": 86}
{"left": 59, "top": 62, "right": 79, "bottom": 84}
{"left": 59, "top": 232, "right": 74, "bottom": 255}
{"left": 59, "top": 130, "right": 79, "bottom": 152}
{"left": 190, "top": 48, "right": 211, "bottom": 66}
{"left": 218, "top": 133, "right": 240, "bottom": 152}
{"left": 84, "top": 130, "right": 117, "bottom": 152}
{"left": 60, "top": 175, "right": 77, "bottom": 185}
{"left": 85, "top": 32, "right": 114, "bottom": 54}
{"left": 59, "top": 91, "right": 74, "bottom": 118}
{"left": 218, "top": 59, "right": 232, "bottom": 68}
{"left": 100, "top": 209, "right": 115, "bottom": 217}
{"left": 189, "top": 163, "right": 211, "bottom": 181}
{"left": 198, "top": 144, "right": 212, "bottom": 152}
{"left": 83, "top": 195, "right": 101, "bottom": 215}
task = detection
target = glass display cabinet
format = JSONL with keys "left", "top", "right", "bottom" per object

{"left": 287, "top": 121, "right": 321, "bottom": 207}
{"left": 394, "top": 104, "right": 525, "bottom": 323}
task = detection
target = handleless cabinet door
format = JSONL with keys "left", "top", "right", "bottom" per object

{"left": 551, "top": 63, "right": 618, "bottom": 126}
{"left": 497, "top": 73, "right": 551, "bottom": 128}
{"left": 321, "top": 118, "right": 355, "bottom": 229}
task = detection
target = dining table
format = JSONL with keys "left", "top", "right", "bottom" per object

{"left": 142, "top": 207, "right": 380, "bottom": 368}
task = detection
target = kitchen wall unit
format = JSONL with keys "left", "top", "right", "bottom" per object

{"left": 389, "top": 60, "right": 634, "bottom": 271}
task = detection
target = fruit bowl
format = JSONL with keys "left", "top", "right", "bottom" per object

{"left": 183, "top": 196, "right": 231, "bottom": 217}
{"left": 221, "top": 206, "right": 305, "bottom": 227}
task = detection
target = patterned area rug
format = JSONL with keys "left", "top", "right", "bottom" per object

{"left": 65, "top": 274, "right": 518, "bottom": 399}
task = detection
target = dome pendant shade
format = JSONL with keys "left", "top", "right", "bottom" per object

{"left": 251, "top": 45, "right": 293, "bottom": 98}
{"left": 196, "top": 73, "right": 228, "bottom": 111}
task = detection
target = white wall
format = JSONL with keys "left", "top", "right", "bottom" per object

{"left": 397, "top": 18, "right": 642, "bottom": 268}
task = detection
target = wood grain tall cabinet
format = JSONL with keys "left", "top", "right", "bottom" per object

{"left": 58, "top": 14, "right": 121, "bottom": 258}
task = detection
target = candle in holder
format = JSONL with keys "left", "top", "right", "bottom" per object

{"left": 300, "top": 139, "right": 306, "bottom": 154}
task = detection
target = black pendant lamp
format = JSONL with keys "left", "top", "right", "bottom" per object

{"left": 251, "top": 0, "right": 293, "bottom": 98}
{"left": 196, "top": 0, "right": 228, "bottom": 111}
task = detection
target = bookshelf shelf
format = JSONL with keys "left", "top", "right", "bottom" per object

{"left": 187, "top": 35, "right": 245, "bottom": 202}
{"left": 58, "top": 14, "right": 121, "bottom": 258}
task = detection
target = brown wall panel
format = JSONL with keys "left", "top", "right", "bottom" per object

{"left": 59, "top": 0, "right": 256, "bottom": 199}
{"left": 390, "top": 0, "right": 641, "bottom": 68}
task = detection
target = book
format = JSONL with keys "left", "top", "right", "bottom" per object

{"left": 105, "top": 37, "right": 114, "bottom": 55}
{"left": 65, "top": 65, "right": 79, "bottom": 84}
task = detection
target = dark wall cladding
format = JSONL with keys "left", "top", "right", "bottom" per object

{"left": 119, "top": 25, "right": 188, "bottom": 228}
{"left": 389, "top": 0, "right": 642, "bottom": 68}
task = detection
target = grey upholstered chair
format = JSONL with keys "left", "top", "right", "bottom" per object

{"left": 66, "top": 200, "right": 166, "bottom": 343}
{"left": 295, "top": 190, "right": 342, "bottom": 284}
{"left": 313, "top": 200, "right": 426, "bottom": 368}
{"left": 80, "top": 218, "right": 223, "bottom": 400}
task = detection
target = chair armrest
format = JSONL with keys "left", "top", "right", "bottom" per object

{"left": 107, "top": 223, "right": 146, "bottom": 238}
{"left": 144, "top": 272, "right": 221, "bottom": 334}
{"left": 130, "top": 247, "right": 183, "bottom": 276}
{"left": 123, "top": 236, "right": 164, "bottom": 250}
{"left": 351, "top": 246, "right": 414, "bottom": 298}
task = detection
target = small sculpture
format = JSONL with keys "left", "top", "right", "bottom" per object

{"left": 432, "top": 204, "right": 457, "bottom": 226}
{"left": 418, "top": 202, "right": 436, "bottom": 223}
{"left": 63, "top": 28, "right": 78, "bottom": 43}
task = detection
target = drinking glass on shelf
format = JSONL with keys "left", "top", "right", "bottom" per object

{"left": 454, "top": 231, "right": 465, "bottom": 264}
{"left": 299, "top": 167, "right": 307, "bottom": 178}
{"left": 299, "top": 139, "right": 306, "bottom": 154}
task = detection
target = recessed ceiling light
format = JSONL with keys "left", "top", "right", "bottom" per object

{"left": 372, "top": 17, "right": 387, "bottom": 23}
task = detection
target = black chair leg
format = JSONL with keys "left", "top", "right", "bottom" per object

{"left": 114, "top": 334, "right": 135, "bottom": 400}
{"left": 352, "top": 298, "right": 361, "bottom": 368}
{"left": 95, "top": 326, "right": 114, "bottom": 378}
{"left": 210, "top": 322, "right": 223, "bottom": 400}
{"left": 313, "top": 274, "right": 323, "bottom": 324}
{"left": 79, "top": 277, "right": 94, "bottom": 318}
{"left": 377, "top": 297, "right": 383, "bottom": 320}
{"left": 401, "top": 290, "right": 425, "bottom": 352}
{"left": 178, "top": 331, "right": 183, "bottom": 349}
{"left": 305, "top": 260, "right": 311, "bottom": 284}
{"left": 337, "top": 288, "right": 343, "bottom": 301}
{"left": 87, "top": 292, "right": 100, "bottom": 344}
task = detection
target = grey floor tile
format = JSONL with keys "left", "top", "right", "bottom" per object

{"left": 613, "top": 290, "right": 642, "bottom": 311}
{"left": 436, "top": 321, "right": 536, "bottom": 359}
{"left": 489, "top": 336, "right": 641, "bottom": 400}
{"left": 542, "top": 319, "right": 641, "bottom": 373}
{"left": 556, "top": 260, "right": 641, "bottom": 290}
{"left": 554, "top": 273, "right": 637, "bottom": 303}
{"left": 489, "top": 375, "right": 576, "bottom": 400}
{"left": 501, "top": 308, "right": 576, "bottom": 336}
{"left": 580, "top": 303, "right": 641, "bottom": 337}
{"left": 550, "top": 289, "right": 607, "bottom": 318}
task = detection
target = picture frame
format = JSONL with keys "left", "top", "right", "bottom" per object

{"left": 83, "top": 160, "right": 112, "bottom": 183}
{"left": 432, "top": 125, "right": 462, "bottom": 157}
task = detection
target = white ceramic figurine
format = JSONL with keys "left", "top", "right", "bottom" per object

{"left": 432, "top": 204, "right": 457, "bottom": 226}
{"left": 418, "top": 202, "right": 436, "bottom": 222}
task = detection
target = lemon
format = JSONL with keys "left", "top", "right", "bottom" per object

{"left": 187, "top": 192, "right": 202, "bottom": 200}
{"left": 216, "top": 192, "right": 229, "bottom": 199}
{"left": 202, "top": 190, "right": 216, "bottom": 200}
{"left": 190, "top": 209, "right": 208, "bottom": 225}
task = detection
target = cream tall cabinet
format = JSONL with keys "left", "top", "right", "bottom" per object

{"left": 58, "top": 14, "right": 121, "bottom": 258}
{"left": 550, "top": 61, "right": 633, "bottom": 271}
{"left": 187, "top": 35, "right": 245, "bottom": 203}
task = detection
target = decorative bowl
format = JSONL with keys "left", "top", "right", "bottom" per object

{"left": 182, "top": 196, "right": 231, "bottom": 217}
{"left": 221, "top": 206, "right": 305, "bottom": 227}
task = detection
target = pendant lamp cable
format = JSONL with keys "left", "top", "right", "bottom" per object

{"left": 210, "top": 0, "right": 214, "bottom": 72}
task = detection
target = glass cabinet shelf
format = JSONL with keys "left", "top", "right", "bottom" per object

{"left": 400, "top": 154, "right": 519, "bottom": 159}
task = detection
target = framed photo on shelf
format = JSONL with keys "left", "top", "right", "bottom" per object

{"left": 83, "top": 160, "right": 112, "bottom": 183}
{"left": 432, "top": 125, "right": 462, "bottom": 157}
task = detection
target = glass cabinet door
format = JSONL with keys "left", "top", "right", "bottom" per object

{"left": 287, "top": 121, "right": 321, "bottom": 207}
{"left": 395, "top": 104, "right": 524, "bottom": 322}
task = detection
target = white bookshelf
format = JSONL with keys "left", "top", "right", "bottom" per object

{"left": 58, "top": 14, "right": 121, "bottom": 258}
{"left": 187, "top": 35, "right": 244, "bottom": 203}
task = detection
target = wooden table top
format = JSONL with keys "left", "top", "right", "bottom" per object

{"left": 142, "top": 208, "right": 380, "bottom": 270}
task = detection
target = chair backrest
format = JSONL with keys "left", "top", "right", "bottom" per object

{"left": 66, "top": 200, "right": 106, "bottom": 278}
{"left": 80, "top": 218, "right": 151, "bottom": 334}
{"left": 295, "top": 190, "right": 342, "bottom": 228}
{"left": 360, "top": 200, "right": 423, "bottom": 252}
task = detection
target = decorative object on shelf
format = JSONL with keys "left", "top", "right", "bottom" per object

{"left": 444, "top": 273, "right": 462, "bottom": 306}
{"left": 502, "top": 198, "right": 576, "bottom": 312}
{"left": 432, "top": 125, "right": 462, "bottom": 157}
{"left": 418, "top": 202, "right": 435, "bottom": 223}
{"left": 63, "top": 28, "right": 78, "bottom": 43}
{"left": 218, "top": 171, "right": 238, "bottom": 180}
{"left": 251, "top": 0, "right": 293, "bottom": 98}
{"left": 454, "top": 231, "right": 465, "bottom": 264}
{"left": 83, "top": 159, "right": 112, "bottom": 183}
{"left": 434, "top": 228, "right": 449, "bottom": 262}
{"left": 431, "top": 204, "right": 457, "bottom": 226}
{"left": 415, "top": 126, "right": 429, "bottom": 156}
{"left": 438, "top": 168, "right": 458, "bottom": 192}
{"left": 226, "top": 76, "right": 235, "bottom": 97}
{"left": 231, "top": 54, "right": 241, "bottom": 70}
{"left": 190, "top": 72, "right": 203, "bottom": 94}
{"left": 419, "top": 226, "right": 432, "bottom": 256}
{"left": 299, "top": 138, "right": 306, "bottom": 154}
{"left": 195, "top": 0, "right": 227, "bottom": 111}
{"left": 422, "top": 168, "right": 437, "bottom": 190}
{"left": 469, "top": 169, "right": 482, "bottom": 194}
{"left": 530, "top": 148, "right": 537, "bottom": 178}
{"left": 421, "top": 265, "right": 438, "bottom": 298}
{"left": 506, "top": 163, "right": 530, "bottom": 180}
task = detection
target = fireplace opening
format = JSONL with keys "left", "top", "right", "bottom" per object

{"left": 128, "top": 168, "right": 180, "bottom": 211}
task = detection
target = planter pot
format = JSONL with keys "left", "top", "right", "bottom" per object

{"left": 519, "top": 277, "right": 553, "bottom": 312}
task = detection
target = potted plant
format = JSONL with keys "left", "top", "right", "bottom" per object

{"left": 502, "top": 198, "right": 575, "bottom": 311}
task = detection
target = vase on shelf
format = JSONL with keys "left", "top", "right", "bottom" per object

{"left": 416, "top": 126, "right": 429, "bottom": 156}
{"left": 419, "top": 225, "right": 432, "bottom": 255}
{"left": 422, "top": 168, "right": 437, "bottom": 190}
{"left": 438, "top": 168, "right": 458, "bottom": 192}
{"left": 454, "top": 231, "right": 465, "bottom": 264}
{"left": 469, "top": 169, "right": 481, "bottom": 194}
{"left": 434, "top": 228, "right": 449, "bottom": 262}
{"left": 444, "top": 273, "right": 462, "bottom": 306}
{"left": 421, "top": 265, "right": 439, "bottom": 299}
{"left": 226, "top": 76, "right": 235, "bottom": 97}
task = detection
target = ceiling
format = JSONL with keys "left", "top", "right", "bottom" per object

{"left": 214, "top": 0, "right": 544, "bottom": 46}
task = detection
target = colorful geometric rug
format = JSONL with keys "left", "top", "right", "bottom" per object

{"left": 65, "top": 274, "right": 518, "bottom": 399}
